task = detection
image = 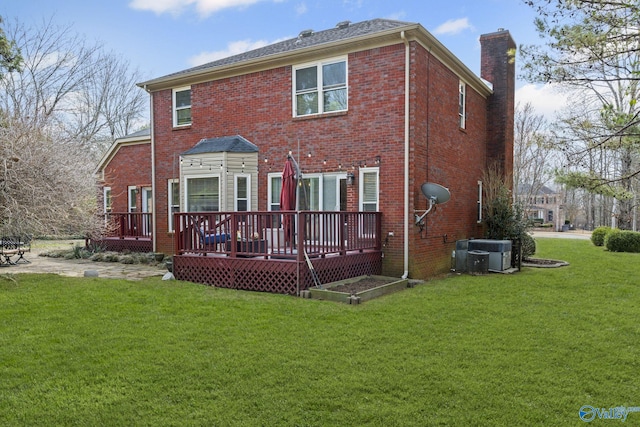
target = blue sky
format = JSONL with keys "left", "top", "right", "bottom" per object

{"left": 1, "top": 0, "right": 563, "bottom": 117}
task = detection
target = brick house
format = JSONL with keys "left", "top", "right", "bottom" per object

{"left": 100, "top": 19, "right": 515, "bottom": 291}
{"left": 518, "top": 184, "right": 566, "bottom": 231}
{"left": 95, "top": 128, "right": 154, "bottom": 252}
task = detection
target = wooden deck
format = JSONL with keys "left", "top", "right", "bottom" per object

{"left": 92, "top": 212, "right": 152, "bottom": 252}
{"left": 172, "top": 211, "right": 383, "bottom": 294}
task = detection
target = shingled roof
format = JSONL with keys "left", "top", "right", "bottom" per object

{"left": 181, "top": 135, "right": 259, "bottom": 155}
{"left": 155, "top": 19, "right": 413, "bottom": 82}
{"left": 138, "top": 18, "right": 493, "bottom": 98}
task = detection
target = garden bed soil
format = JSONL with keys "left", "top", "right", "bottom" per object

{"left": 304, "top": 275, "right": 410, "bottom": 304}
{"left": 330, "top": 276, "right": 396, "bottom": 294}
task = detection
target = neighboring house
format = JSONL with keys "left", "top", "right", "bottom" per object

{"left": 95, "top": 128, "right": 153, "bottom": 252}
{"left": 517, "top": 184, "right": 566, "bottom": 230}
{"left": 100, "top": 18, "right": 515, "bottom": 292}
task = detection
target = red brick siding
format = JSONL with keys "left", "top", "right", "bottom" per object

{"left": 101, "top": 143, "right": 152, "bottom": 213}
{"left": 146, "top": 38, "right": 513, "bottom": 281}
{"left": 481, "top": 31, "right": 516, "bottom": 186}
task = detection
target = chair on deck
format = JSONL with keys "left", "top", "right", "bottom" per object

{"left": 191, "top": 217, "right": 230, "bottom": 252}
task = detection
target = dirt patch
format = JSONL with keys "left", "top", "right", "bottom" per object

{"left": 330, "top": 277, "right": 392, "bottom": 294}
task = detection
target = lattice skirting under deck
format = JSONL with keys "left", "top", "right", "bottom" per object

{"left": 173, "top": 251, "right": 382, "bottom": 295}
{"left": 91, "top": 238, "right": 153, "bottom": 253}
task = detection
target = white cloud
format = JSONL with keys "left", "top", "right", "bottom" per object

{"left": 295, "top": 2, "right": 307, "bottom": 15}
{"left": 515, "top": 83, "right": 569, "bottom": 120}
{"left": 189, "top": 38, "right": 288, "bottom": 66}
{"left": 129, "top": 0, "right": 266, "bottom": 16}
{"left": 432, "top": 18, "right": 473, "bottom": 36}
{"left": 385, "top": 11, "right": 406, "bottom": 21}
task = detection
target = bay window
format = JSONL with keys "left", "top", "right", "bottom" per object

{"left": 186, "top": 176, "right": 219, "bottom": 212}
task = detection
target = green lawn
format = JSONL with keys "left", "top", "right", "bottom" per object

{"left": 1, "top": 238, "right": 639, "bottom": 426}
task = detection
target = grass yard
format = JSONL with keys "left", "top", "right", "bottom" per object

{"left": 1, "top": 238, "right": 639, "bottom": 426}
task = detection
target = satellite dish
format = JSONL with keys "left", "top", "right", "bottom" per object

{"left": 415, "top": 182, "right": 450, "bottom": 227}
{"left": 421, "top": 182, "right": 451, "bottom": 205}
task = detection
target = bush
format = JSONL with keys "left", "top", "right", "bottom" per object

{"left": 604, "top": 229, "right": 640, "bottom": 253}
{"left": 90, "top": 253, "right": 105, "bottom": 262}
{"left": 120, "top": 256, "right": 135, "bottom": 264}
{"left": 521, "top": 233, "right": 536, "bottom": 258}
{"left": 591, "top": 226, "right": 612, "bottom": 246}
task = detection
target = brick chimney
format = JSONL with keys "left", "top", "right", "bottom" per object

{"left": 480, "top": 29, "right": 516, "bottom": 188}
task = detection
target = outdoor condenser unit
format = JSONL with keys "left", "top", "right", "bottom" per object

{"left": 454, "top": 239, "right": 469, "bottom": 272}
{"left": 467, "top": 239, "right": 512, "bottom": 271}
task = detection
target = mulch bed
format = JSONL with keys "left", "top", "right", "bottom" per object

{"left": 523, "top": 258, "right": 569, "bottom": 267}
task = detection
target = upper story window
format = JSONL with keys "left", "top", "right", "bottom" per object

{"left": 459, "top": 81, "right": 466, "bottom": 129}
{"left": 173, "top": 86, "right": 192, "bottom": 127}
{"left": 294, "top": 58, "right": 347, "bottom": 117}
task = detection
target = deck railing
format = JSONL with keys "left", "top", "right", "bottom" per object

{"left": 104, "top": 212, "right": 153, "bottom": 239}
{"left": 174, "top": 211, "right": 381, "bottom": 259}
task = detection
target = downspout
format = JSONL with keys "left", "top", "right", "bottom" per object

{"left": 401, "top": 31, "right": 410, "bottom": 280}
{"left": 144, "top": 85, "right": 157, "bottom": 253}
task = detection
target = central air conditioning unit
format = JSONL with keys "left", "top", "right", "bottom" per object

{"left": 467, "top": 239, "right": 512, "bottom": 271}
{"left": 453, "top": 239, "right": 469, "bottom": 273}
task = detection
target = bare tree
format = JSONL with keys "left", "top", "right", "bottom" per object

{"left": 0, "top": 16, "right": 148, "bottom": 236}
{"left": 522, "top": 0, "right": 640, "bottom": 229}
{"left": 0, "top": 117, "right": 101, "bottom": 236}
{"left": 0, "top": 16, "right": 147, "bottom": 156}
{"left": 513, "top": 102, "right": 556, "bottom": 205}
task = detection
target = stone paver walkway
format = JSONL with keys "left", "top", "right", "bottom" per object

{"left": 1, "top": 240, "right": 167, "bottom": 280}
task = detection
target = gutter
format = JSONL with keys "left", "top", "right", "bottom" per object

{"left": 401, "top": 31, "right": 410, "bottom": 280}
{"left": 143, "top": 84, "right": 157, "bottom": 253}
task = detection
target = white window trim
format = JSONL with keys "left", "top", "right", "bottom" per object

{"left": 292, "top": 56, "right": 348, "bottom": 117}
{"left": 359, "top": 167, "right": 380, "bottom": 212}
{"left": 267, "top": 173, "right": 281, "bottom": 212}
{"left": 103, "top": 187, "right": 112, "bottom": 214}
{"left": 128, "top": 185, "right": 137, "bottom": 213}
{"left": 477, "top": 180, "right": 483, "bottom": 223}
{"left": 168, "top": 179, "right": 179, "bottom": 232}
{"left": 173, "top": 86, "right": 192, "bottom": 127}
{"left": 234, "top": 174, "right": 251, "bottom": 212}
{"left": 299, "top": 173, "right": 322, "bottom": 211}
{"left": 184, "top": 174, "right": 221, "bottom": 212}
{"left": 459, "top": 81, "right": 466, "bottom": 129}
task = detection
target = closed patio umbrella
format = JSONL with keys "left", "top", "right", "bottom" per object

{"left": 280, "top": 156, "right": 297, "bottom": 244}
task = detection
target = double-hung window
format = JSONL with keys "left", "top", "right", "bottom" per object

{"left": 458, "top": 81, "right": 466, "bottom": 129}
{"left": 173, "top": 86, "right": 192, "bottom": 127}
{"left": 235, "top": 175, "right": 251, "bottom": 211}
{"left": 186, "top": 176, "right": 219, "bottom": 212}
{"left": 168, "top": 179, "right": 180, "bottom": 232}
{"left": 128, "top": 186, "right": 137, "bottom": 212}
{"left": 359, "top": 168, "right": 379, "bottom": 212}
{"left": 477, "top": 180, "right": 483, "bottom": 223}
{"left": 103, "top": 187, "right": 112, "bottom": 214}
{"left": 294, "top": 58, "right": 347, "bottom": 117}
{"left": 359, "top": 168, "right": 379, "bottom": 237}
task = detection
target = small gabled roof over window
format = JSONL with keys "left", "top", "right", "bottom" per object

{"left": 181, "top": 135, "right": 258, "bottom": 155}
